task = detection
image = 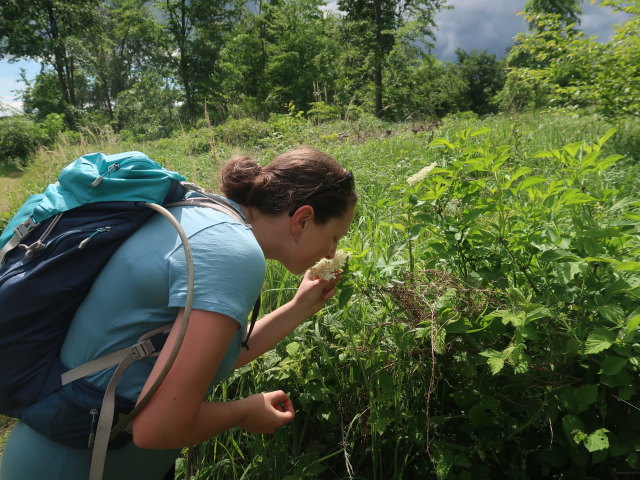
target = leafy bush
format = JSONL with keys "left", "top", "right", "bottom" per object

{"left": 307, "top": 101, "right": 341, "bottom": 124}
{"left": 382, "top": 127, "right": 640, "bottom": 478}
{"left": 0, "top": 116, "right": 47, "bottom": 165}
{"left": 214, "top": 118, "right": 276, "bottom": 146}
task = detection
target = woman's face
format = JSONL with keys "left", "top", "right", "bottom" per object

{"left": 286, "top": 205, "right": 355, "bottom": 275}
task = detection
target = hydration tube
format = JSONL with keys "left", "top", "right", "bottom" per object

{"left": 109, "top": 202, "right": 195, "bottom": 437}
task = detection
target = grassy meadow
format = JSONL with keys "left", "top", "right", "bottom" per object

{"left": 1, "top": 112, "right": 640, "bottom": 479}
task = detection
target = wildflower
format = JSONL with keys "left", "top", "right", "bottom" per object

{"left": 308, "top": 249, "right": 349, "bottom": 281}
{"left": 407, "top": 162, "right": 437, "bottom": 185}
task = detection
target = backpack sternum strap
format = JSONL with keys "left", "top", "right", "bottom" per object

{"left": 60, "top": 326, "right": 171, "bottom": 386}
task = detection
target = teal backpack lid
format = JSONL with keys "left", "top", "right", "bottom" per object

{"left": 0, "top": 151, "right": 185, "bottom": 249}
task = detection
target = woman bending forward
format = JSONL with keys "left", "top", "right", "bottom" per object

{"left": 0, "top": 146, "right": 357, "bottom": 480}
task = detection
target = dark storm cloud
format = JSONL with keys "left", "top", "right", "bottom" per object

{"left": 432, "top": 0, "right": 526, "bottom": 62}
{"left": 432, "top": 0, "right": 631, "bottom": 63}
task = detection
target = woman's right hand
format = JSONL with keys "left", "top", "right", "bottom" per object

{"left": 239, "top": 390, "right": 295, "bottom": 434}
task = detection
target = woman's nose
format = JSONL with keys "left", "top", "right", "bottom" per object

{"left": 326, "top": 245, "right": 336, "bottom": 259}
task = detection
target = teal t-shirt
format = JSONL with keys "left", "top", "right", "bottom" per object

{"left": 0, "top": 202, "right": 265, "bottom": 480}
{"left": 60, "top": 203, "right": 265, "bottom": 399}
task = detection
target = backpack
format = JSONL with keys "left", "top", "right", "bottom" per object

{"left": 0, "top": 151, "right": 259, "bottom": 480}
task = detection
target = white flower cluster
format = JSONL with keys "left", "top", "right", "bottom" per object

{"left": 407, "top": 162, "right": 437, "bottom": 185}
{"left": 308, "top": 249, "right": 349, "bottom": 281}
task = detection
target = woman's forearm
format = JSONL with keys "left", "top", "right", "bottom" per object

{"left": 234, "top": 300, "right": 313, "bottom": 368}
{"left": 235, "top": 275, "right": 340, "bottom": 368}
{"left": 134, "top": 398, "right": 248, "bottom": 449}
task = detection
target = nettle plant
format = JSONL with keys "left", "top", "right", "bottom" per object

{"left": 391, "top": 127, "right": 640, "bottom": 478}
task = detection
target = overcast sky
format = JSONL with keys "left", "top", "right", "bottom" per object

{"left": 0, "top": 0, "right": 631, "bottom": 113}
{"left": 432, "top": 0, "right": 629, "bottom": 62}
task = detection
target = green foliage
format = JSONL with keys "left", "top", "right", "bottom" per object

{"left": 454, "top": 49, "right": 505, "bottom": 115}
{"left": 0, "top": 0, "right": 101, "bottom": 127}
{"left": 503, "top": 6, "right": 640, "bottom": 117}
{"left": 3, "top": 113, "right": 640, "bottom": 479}
{"left": 388, "top": 126, "right": 640, "bottom": 478}
{"left": 384, "top": 47, "right": 467, "bottom": 120}
{"left": 523, "top": 0, "right": 583, "bottom": 30}
{"left": 214, "top": 118, "right": 277, "bottom": 146}
{"left": 0, "top": 116, "right": 47, "bottom": 165}
{"left": 306, "top": 101, "right": 341, "bottom": 124}
{"left": 114, "top": 70, "right": 181, "bottom": 140}
{"left": 337, "top": 0, "right": 447, "bottom": 117}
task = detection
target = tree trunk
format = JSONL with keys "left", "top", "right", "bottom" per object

{"left": 46, "top": 1, "right": 71, "bottom": 105}
{"left": 373, "top": 0, "right": 383, "bottom": 118}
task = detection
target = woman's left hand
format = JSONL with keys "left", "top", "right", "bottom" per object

{"left": 291, "top": 271, "right": 341, "bottom": 317}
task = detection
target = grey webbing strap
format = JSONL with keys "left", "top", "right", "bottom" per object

{"left": 61, "top": 347, "right": 131, "bottom": 386}
{"left": 169, "top": 183, "right": 250, "bottom": 227}
{"left": 167, "top": 198, "right": 248, "bottom": 226}
{"left": 88, "top": 354, "right": 138, "bottom": 480}
{"left": 0, "top": 216, "right": 40, "bottom": 264}
{"left": 61, "top": 324, "right": 172, "bottom": 386}
{"left": 0, "top": 235, "right": 22, "bottom": 265}
{"left": 79, "top": 324, "right": 171, "bottom": 480}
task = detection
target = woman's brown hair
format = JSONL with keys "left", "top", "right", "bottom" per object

{"left": 220, "top": 146, "right": 357, "bottom": 223}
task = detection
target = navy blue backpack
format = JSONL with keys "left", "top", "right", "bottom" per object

{"left": 0, "top": 151, "right": 258, "bottom": 479}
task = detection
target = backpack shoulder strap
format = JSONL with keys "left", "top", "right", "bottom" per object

{"left": 173, "top": 182, "right": 250, "bottom": 226}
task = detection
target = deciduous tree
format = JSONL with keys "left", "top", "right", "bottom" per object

{"left": 0, "top": 0, "right": 101, "bottom": 126}
{"left": 337, "top": 0, "right": 447, "bottom": 117}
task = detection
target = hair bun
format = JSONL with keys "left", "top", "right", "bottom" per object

{"left": 220, "top": 155, "right": 263, "bottom": 204}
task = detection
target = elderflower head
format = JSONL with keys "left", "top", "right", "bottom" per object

{"left": 407, "top": 162, "right": 437, "bottom": 185}
{"left": 308, "top": 249, "right": 349, "bottom": 281}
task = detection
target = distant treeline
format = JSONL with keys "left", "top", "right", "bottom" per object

{"left": 0, "top": 0, "right": 637, "bottom": 143}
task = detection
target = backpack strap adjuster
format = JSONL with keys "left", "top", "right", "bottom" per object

{"left": 129, "top": 339, "right": 156, "bottom": 360}
{"left": 14, "top": 216, "right": 39, "bottom": 240}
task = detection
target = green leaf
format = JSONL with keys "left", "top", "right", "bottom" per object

{"left": 517, "top": 176, "right": 547, "bottom": 191}
{"left": 584, "top": 257, "right": 617, "bottom": 264}
{"left": 598, "top": 127, "right": 617, "bottom": 146}
{"left": 600, "top": 356, "right": 627, "bottom": 375}
{"left": 432, "top": 447, "right": 454, "bottom": 478}
{"left": 557, "top": 189, "right": 597, "bottom": 207}
{"left": 562, "top": 414, "right": 586, "bottom": 445}
{"left": 338, "top": 283, "right": 354, "bottom": 308}
{"left": 584, "top": 328, "right": 617, "bottom": 354}
{"left": 596, "top": 154, "right": 624, "bottom": 172}
{"left": 615, "top": 261, "right": 640, "bottom": 272}
{"left": 286, "top": 342, "right": 301, "bottom": 356}
{"left": 558, "top": 384, "right": 598, "bottom": 414}
{"left": 480, "top": 349, "right": 505, "bottom": 374}
{"left": 584, "top": 428, "right": 609, "bottom": 452}
{"left": 597, "top": 304, "right": 625, "bottom": 325}
{"left": 429, "top": 138, "right": 455, "bottom": 149}
{"left": 509, "top": 166, "right": 533, "bottom": 182}
{"left": 625, "top": 314, "right": 640, "bottom": 336}
{"left": 372, "top": 416, "right": 393, "bottom": 435}
{"left": 470, "top": 127, "right": 492, "bottom": 137}
{"left": 432, "top": 326, "right": 447, "bottom": 355}
{"left": 523, "top": 304, "right": 551, "bottom": 325}
{"left": 556, "top": 262, "right": 586, "bottom": 284}
{"left": 563, "top": 142, "right": 583, "bottom": 158}
{"left": 540, "top": 249, "right": 580, "bottom": 263}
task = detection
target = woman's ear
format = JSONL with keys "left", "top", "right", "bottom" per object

{"left": 291, "top": 205, "right": 314, "bottom": 234}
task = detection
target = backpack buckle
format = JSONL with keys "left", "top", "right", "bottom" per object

{"left": 130, "top": 339, "right": 156, "bottom": 360}
{"left": 14, "top": 217, "right": 39, "bottom": 241}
